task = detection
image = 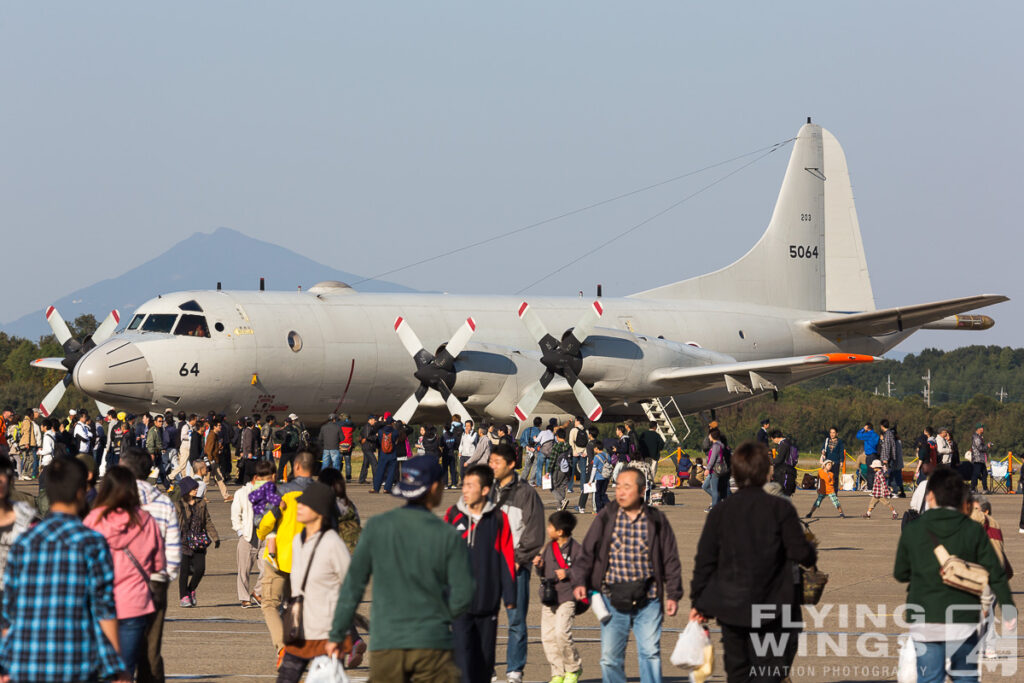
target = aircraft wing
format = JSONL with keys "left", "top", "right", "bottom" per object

{"left": 807, "top": 294, "right": 1008, "bottom": 336}
{"left": 648, "top": 352, "right": 878, "bottom": 395}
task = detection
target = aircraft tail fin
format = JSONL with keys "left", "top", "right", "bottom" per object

{"left": 632, "top": 122, "right": 875, "bottom": 313}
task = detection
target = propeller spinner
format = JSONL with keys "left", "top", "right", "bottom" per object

{"left": 30, "top": 307, "right": 120, "bottom": 417}
{"left": 392, "top": 316, "right": 477, "bottom": 423}
{"left": 513, "top": 300, "right": 604, "bottom": 422}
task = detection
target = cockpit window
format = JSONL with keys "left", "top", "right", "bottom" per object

{"left": 174, "top": 314, "right": 210, "bottom": 338}
{"left": 140, "top": 314, "right": 178, "bottom": 333}
{"left": 127, "top": 314, "right": 145, "bottom": 331}
{"left": 179, "top": 300, "right": 204, "bottom": 312}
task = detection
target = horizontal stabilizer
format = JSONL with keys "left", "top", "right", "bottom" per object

{"left": 648, "top": 353, "right": 877, "bottom": 395}
{"left": 808, "top": 295, "right": 1008, "bottom": 336}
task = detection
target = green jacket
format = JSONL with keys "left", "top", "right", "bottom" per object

{"left": 894, "top": 507, "right": 1013, "bottom": 624}
{"left": 330, "top": 503, "right": 474, "bottom": 651}
{"left": 145, "top": 426, "right": 163, "bottom": 456}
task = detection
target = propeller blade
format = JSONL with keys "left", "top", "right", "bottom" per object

{"left": 30, "top": 358, "right": 67, "bottom": 371}
{"left": 38, "top": 378, "right": 69, "bottom": 418}
{"left": 513, "top": 379, "right": 547, "bottom": 422}
{"left": 436, "top": 383, "right": 471, "bottom": 421}
{"left": 90, "top": 310, "right": 121, "bottom": 346}
{"left": 568, "top": 300, "right": 604, "bottom": 348}
{"left": 95, "top": 400, "right": 114, "bottom": 416}
{"left": 565, "top": 368, "right": 603, "bottom": 422}
{"left": 517, "top": 302, "right": 550, "bottom": 344}
{"left": 393, "top": 392, "right": 423, "bottom": 424}
{"left": 44, "top": 306, "right": 73, "bottom": 346}
{"left": 394, "top": 316, "right": 427, "bottom": 359}
{"left": 443, "top": 317, "right": 477, "bottom": 360}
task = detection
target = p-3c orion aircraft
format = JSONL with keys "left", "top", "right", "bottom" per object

{"left": 31, "top": 120, "right": 1007, "bottom": 426}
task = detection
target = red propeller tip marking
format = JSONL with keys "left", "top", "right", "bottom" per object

{"left": 45, "top": 306, "right": 54, "bottom": 319}
{"left": 514, "top": 407, "right": 527, "bottom": 422}
{"left": 38, "top": 404, "right": 48, "bottom": 417}
{"left": 593, "top": 301, "right": 604, "bottom": 316}
{"left": 517, "top": 302, "right": 529, "bottom": 317}
{"left": 394, "top": 317, "right": 404, "bottom": 331}
{"left": 589, "top": 407, "right": 603, "bottom": 422}
{"left": 466, "top": 317, "right": 476, "bottom": 331}
{"left": 112, "top": 310, "right": 120, "bottom": 323}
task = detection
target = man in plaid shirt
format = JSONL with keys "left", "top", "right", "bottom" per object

{"left": 0, "top": 458, "right": 128, "bottom": 683}
{"left": 572, "top": 467, "right": 682, "bottom": 683}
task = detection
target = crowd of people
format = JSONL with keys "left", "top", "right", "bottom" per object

{"left": 0, "top": 404, "right": 1018, "bottom": 683}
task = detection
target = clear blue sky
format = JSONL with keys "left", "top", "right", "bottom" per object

{"left": 2, "top": 2, "right": 1020, "bottom": 352}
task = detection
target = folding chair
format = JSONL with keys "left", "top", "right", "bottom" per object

{"left": 988, "top": 461, "right": 1009, "bottom": 493}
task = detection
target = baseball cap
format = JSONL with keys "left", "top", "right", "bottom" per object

{"left": 289, "top": 413, "right": 299, "bottom": 421}
{"left": 392, "top": 456, "right": 442, "bottom": 499}
{"left": 328, "top": 413, "right": 338, "bottom": 421}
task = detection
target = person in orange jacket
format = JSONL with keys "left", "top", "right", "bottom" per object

{"left": 806, "top": 459, "right": 845, "bottom": 518}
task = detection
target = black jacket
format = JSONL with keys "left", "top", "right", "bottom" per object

{"left": 690, "top": 486, "right": 816, "bottom": 627}
{"left": 443, "top": 501, "right": 517, "bottom": 615}
{"left": 571, "top": 501, "right": 683, "bottom": 603}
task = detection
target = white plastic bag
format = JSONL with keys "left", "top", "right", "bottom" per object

{"left": 306, "top": 655, "right": 350, "bottom": 683}
{"left": 896, "top": 635, "right": 917, "bottom": 683}
{"left": 671, "top": 619, "right": 709, "bottom": 668}
{"left": 542, "top": 473, "right": 552, "bottom": 489}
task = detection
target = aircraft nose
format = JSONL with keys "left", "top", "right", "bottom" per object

{"left": 74, "top": 340, "right": 154, "bottom": 404}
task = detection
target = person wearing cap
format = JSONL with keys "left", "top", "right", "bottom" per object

{"left": 862, "top": 459, "right": 898, "bottom": 519}
{"left": 339, "top": 414, "right": 355, "bottom": 481}
{"left": 970, "top": 424, "right": 990, "bottom": 494}
{"left": 327, "top": 456, "right": 473, "bottom": 681}
{"left": 371, "top": 417, "right": 401, "bottom": 494}
{"left": 319, "top": 414, "right": 343, "bottom": 474}
{"left": 275, "top": 417, "right": 301, "bottom": 482}
{"left": 275, "top": 482, "right": 352, "bottom": 683}
{"left": 175, "top": 477, "right": 220, "bottom": 607}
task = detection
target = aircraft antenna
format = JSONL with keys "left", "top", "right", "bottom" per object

{"left": 516, "top": 140, "right": 792, "bottom": 294}
{"left": 350, "top": 138, "right": 795, "bottom": 288}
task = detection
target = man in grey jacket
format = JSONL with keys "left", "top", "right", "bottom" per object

{"left": 489, "top": 444, "right": 544, "bottom": 683}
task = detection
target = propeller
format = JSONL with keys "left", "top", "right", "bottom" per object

{"left": 513, "top": 300, "right": 605, "bottom": 422}
{"left": 393, "top": 316, "right": 477, "bottom": 423}
{"left": 30, "top": 307, "right": 120, "bottom": 417}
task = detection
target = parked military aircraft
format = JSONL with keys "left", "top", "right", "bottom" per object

{"left": 31, "top": 121, "right": 1006, "bottom": 425}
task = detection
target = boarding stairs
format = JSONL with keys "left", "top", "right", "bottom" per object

{"left": 640, "top": 396, "right": 690, "bottom": 446}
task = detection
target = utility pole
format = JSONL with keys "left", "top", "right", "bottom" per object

{"left": 921, "top": 369, "right": 932, "bottom": 408}
{"left": 886, "top": 374, "right": 893, "bottom": 398}
{"left": 997, "top": 387, "right": 1008, "bottom": 403}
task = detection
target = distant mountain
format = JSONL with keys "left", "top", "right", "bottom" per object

{"left": 1, "top": 227, "right": 415, "bottom": 340}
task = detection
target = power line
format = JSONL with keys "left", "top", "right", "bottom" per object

{"left": 516, "top": 140, "right": 792, "bottom": 294}
{"left": 350, "top": 138, "right": 795, "bottom": 287}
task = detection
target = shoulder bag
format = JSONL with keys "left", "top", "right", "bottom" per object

{"left": 283, "top": 531, "right": 327, "bottom": 645}
{"left": 928, "top": 531, "right": 989, "bottom": 596}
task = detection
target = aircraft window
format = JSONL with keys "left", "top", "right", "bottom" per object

{"left": 127, "top": 314, "right": 145, "bottom": 331}
{"left": 141, "top": 314, "right": 178, "bottom": 333}
{"left": 288, "top": 331, "right": 302, "bottom": 352}
{"left": 214, "top": 322, "right": 225, "bottom": 332}
{"left": 174, "top": 314, "right": 210, "bottom": 338}
{"left": 179, "top": 300, "right": 204, "bottom": 312}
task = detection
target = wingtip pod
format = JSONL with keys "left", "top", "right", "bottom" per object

{"left": 806, "top": 353, "right": 877, "bottom": 364}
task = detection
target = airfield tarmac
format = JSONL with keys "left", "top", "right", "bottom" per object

{"left": 132, "top": 477, "right": 1023, "bottom": 682}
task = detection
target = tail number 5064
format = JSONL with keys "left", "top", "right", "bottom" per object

{"left": 789, "top": 245, "right": 819, "bottom": 259}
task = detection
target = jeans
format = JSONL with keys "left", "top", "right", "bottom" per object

{"left": 521, "top": 449, "right": 536, "bottom": 482}
{"left": 600, "top": 599, "right": 663, "bottom": 683}
{"left": 971, "top": 461, "right": 988, "bottom": 491}
{"left": 569, "top": 456, "right": 585, "bottom": 492}
{"left": 341, "top": 447, "right": 352, "bottom": 479}
{"left": 321, "top": 449, "right": 341, "bottom": 472}
{"left": 504, "top": 566, "right": 531, "bottom": 674}
{"left": 534, "top": 456, "right": 547, "bottom": 486}
{"left": 703, "top": 472, "right": 721, "bottom": 506}
{"left": 915, "top": 632, "right": 980, "bottom": 683}
{"left": 374, "top": 453, "right": 398, "bottom": 493}
{"left": 119, "top": 614, "right": 150, "bottom": 677}
{"left": 358, "top": 446, "right": 377, "bottom": 483}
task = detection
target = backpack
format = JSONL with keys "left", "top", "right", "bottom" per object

{"left": 786, "top": 444, "right": 800, "bottom": 467}
{"left": 598, "top": 453, "right": 614, "bottom": 479}
{"left": 538, "top": 439, "right": 554, "bottom": 457}
{"left": 380, "top": 429, "right": 394, "bottom": 454}
{"left": 574, "top": 429, "right": 588, "bottom": 448}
